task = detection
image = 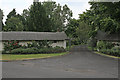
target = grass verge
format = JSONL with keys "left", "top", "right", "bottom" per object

{"left": 87, "top": 46, "right": 120, "bottom": 59}
{"left": 1, "top": 52, "right": 68, "bottom": 61}
{"left": 94, "top": 52, "right": 120, "bottom": 59}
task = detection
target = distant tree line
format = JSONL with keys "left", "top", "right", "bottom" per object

{"left": 2, "top": 1, "right": 72, "bottom": 32}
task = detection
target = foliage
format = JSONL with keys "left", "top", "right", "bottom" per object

{"left": 97, "top": 41, "right": 113, "bottom": 50}
{"left": 3, "top": 8, "right": 25, "bottom": 31}
{"left": 0, "top": 9, "right": 4, "bottom": 30}
{"left": 65, "top": 19, "right": 79, "bottom": 38}
{"left": 27, "top": 2, "right": 51, "bottom": 31}
{"left": 42, "top": 1, "right": 72, "bottom": 32}
{"left": 6, "top": 9, "right": 16, "bottom": 19}
{"left": 76, "top": 21, "right": 91, "bottom": 44}
{"left": 37, "top": 40, "right": 52, "bottom": 48}
{"left": 3, "top": 1, "right": 72, "bottom": 32}
{"left": 4, "top": 46, "right": 66, "bottom": 54}
{"left": 66, "top": 19, "right": 91, "bottom": 45}
{"left": 21, "top": 1, "right": 72, "bottom": 32}
{"left": 96, "top": 41, "right": 120, "bottom": 57}
{"left": 4, "top": 17, "right": 24, "bottom": 31}
{"left": 10, "top": 48, "right": 38, "bottom": 54}
{"left": 3, "top": 40, "right": 66, "bottom": 54}
{"left": 78, "top": 2, "right": 120, "bottom": 39}
{"left": 3, "top": 41, "right": 21, "bottom": 52}
{"left": 87, "top": 37, "right": 97, "bottom": 48}
{"left": 99, "top": 48, "right": 120, "bottom": 57}
{"left": 21, "top": 9, "right": 30, "bottom": 31}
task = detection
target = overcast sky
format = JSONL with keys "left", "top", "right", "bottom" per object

{"left": 0, "top": 0, "right": 91, "bottom": 23}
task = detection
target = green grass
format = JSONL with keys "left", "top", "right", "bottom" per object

{"left": 1, "top": 52, "right": 68, "bottom": 61}
{"left": 95, "top": 52, "right": 120, "bottom": 59}
{"left": 87, "top": 46, "right": 120, "bottom": 59}
{"left": 87, "top": 46, "right": 93, "bottom": 50}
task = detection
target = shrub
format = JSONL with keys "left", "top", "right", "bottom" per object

{"left": 97, "top": 41, "right": 113, "bottom": 50}
{"left": 99, "top": 48, "right": 120, "bottom": 57}
{"left": 111, "top": 47, "right": 120, "bottom": 51}
{"left": 3, "top": 41, "right": 21, "bottom": 51}
{"left": 10, "top": 48, "right": 39, "bottom": 54}
{"left": 38, "top": 47, "right": 66, "bottom": 54}
{"left": 53, "top": 46, "right": 66, "bottom": 53}
{"left": 4, "top": 46, "right": 66, "bottom": 54}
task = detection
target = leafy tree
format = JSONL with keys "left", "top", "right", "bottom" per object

{"left": 79, "top": 2, "right": 120, "bottom": 36}
{"left": 76, "top": 21, "right": 91, "bottom": 44}
{"left": 42, "top": 1, "right": 73, "bottom": 32}
{"left": 21, "top": 9, "right": 30, "bottom": 31}
{"left": 65, "top": 18, "right": 79, "bottom": 38}
{"left": 0, "top": 9, "right": 4, "bottom": 31}
{"left": 6, "top": 9, "right": 16, "bottom": 20}
{"left": 3, "top": 9, "right": 25, "bottom": 31}
{"left": 21, "top": 1, "right": 72, "bottom": 32}
{"left": 27, "top": 2, "right": 51, "bottom": 31}
{"left": 5, "top": 17, "right": 24, "bottom": 31}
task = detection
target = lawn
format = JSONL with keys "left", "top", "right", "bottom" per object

{"left": 1, "top": 52, "right": 68, "bottom": 61}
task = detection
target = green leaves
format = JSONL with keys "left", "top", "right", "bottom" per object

{"left": 79, "top": 2, "right": 120, "bottom": 39}
{"left": 5, "top": 17, "right": 24, "bottom": 31}
{"left": 42, "top": 1, "right": 72, "bottom": 32}
{"left": 100, "top": 17, "right": 118, "bottom": 33}
{"left": 3, "top": 1, "right": 72, "bottom": 32}
{"left": 27, "top": 2, "right": 51, "bottom": 31}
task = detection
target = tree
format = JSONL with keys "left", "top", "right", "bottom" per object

{"left": 76, "top": 21, "right": 91, "bottom": 44}
{"left": 0, "top": 9, "right": 4, "bottom": 31}
{"left": 3, "top": 9, "right": 25, "bottom": 31}
{"left": 21, "top": 9, "right": 30, "bottom": 30}
{"left": 42, "top": 1, "right": 73, "bottom": 32}
{"left": 5, "top": 17, "right": 24, "bottom": 31}
{"left": 65, "top": 19, "right": 79, "bottom": 38}
{"left": 79, "top": 2, "right": 120, "bottom": 37}
{"left": 27, "top": 2, "right": 51, "bottom": 32}
{"left": 6, "top": 9, "right": 16, "bottom": 20}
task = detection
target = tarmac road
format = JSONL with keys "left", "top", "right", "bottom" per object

{"left": 2, "top": 45, "right": 118, "bottom": 78}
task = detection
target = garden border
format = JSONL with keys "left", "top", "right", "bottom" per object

{"left": 94, "top": 51, "right": 120, "bottom": 59}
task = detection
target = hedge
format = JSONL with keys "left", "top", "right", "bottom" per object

{"left": 99, "top": 47, "right": 120, "bottom": 57}
{"left": 2, "top": 47, "right": 66, "bottom": 54}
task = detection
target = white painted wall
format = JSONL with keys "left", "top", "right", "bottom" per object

{"left": 50, "top": 40, "right": 66, "bottom": 49}
{"left": 0, "top": 41, "right": 3, "bottom": 51}
{"left": 112, "top": 42, "right": 120, "bottom": 48}
{"left": 19, "top": 41, "right": 32, "bottom": 46}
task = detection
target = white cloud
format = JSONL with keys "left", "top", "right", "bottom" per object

{"left": 0, "top": 0, "right": 1, "bottom": 7}
{"left": 1, "top": 0, "right": 33, "bottom": 23}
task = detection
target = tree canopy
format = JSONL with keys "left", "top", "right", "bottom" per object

{"left": 79, "top": 2, "right": 120, "bottom": 35}
{"left": 3, "top": 1, "right": 73, "bottom": 32}
{"left": 66, "top": 2, "right": 120, "bottom": 45}
{"left": 0, "top": 9, "right": 3, "bottom": 31}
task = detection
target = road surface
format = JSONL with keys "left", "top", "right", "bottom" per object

{"left": 2, "top": 45, "right": 118, "bottom": 78}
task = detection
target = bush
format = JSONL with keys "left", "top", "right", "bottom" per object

{"left": 53, "top": 46, "right": 66, "bottom": 53}
{"left": 38, "top": 46, "right": 66, "bottom": 54}
{"left": 97, "top": 41, "right": 113, "bottom": 50}
{"left": 3, "top": 41, "right": 21, "bottom": 51}
{"left": 3, "top": 40, "right": 66, "bottom": 54}
{"left": 99, "top": 48, "right": 120, "bottom": 57}
{"left": 111, "top": 47, "right": 120, "bottom": 51}
{"left": 3, "top": 46, "right": 66, "bottom": 54}
{"left": 10, "top": 48, "right": 39, "bottom": 54}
